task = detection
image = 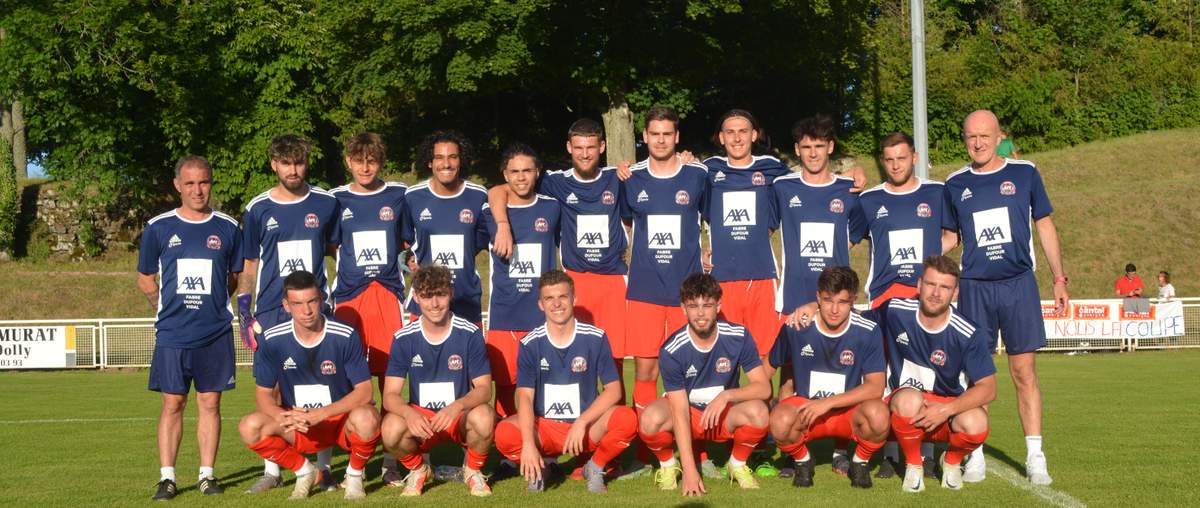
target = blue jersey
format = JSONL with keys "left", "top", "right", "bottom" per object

{"left": 481, "top": 195, "right": 561, "bottom": 331}
{"left": 253, "top": 318, "right": 370, "bottom": 409}
{"left": 704, "top": 156, "right": 789, "bottom": 282}
{"left": 772, "top": 174, "right": 867, "bottom": 313}
{"left": 875, "top": 299, "right": 996, "bottom": 397}
{"left": 138, "top": 210, "right": 244, "bottom": 349}
{"left": 858, "top": 180, "right": 946, "bottom": 301}
{"left": 242, "top": 187, "right": 340, "bottom": 317}
{"left": 621, "top": 160, "right": 709, "bottom": 306}
{"left": 330, "top": 182, "right": 408, "bottom": 303}
{"left": 943, "top": 160, "right": 1054, "bottom": 281}
{"left": 401, "top": 181, "right": 489, "bottom": 323}
{"left": 659, "top": 322, "right": 762, "bottom": 410}
{"left": 386, "top": 316, "right": 490, "bottom": 411}
{"left": 768, "top": 314, "right": 884, "bottom": 399}
{"left": 515, "top": 322, "right": 620, "bottom": 422}
{"left": 538, "top": 167, "right": 628, "bottom": 275}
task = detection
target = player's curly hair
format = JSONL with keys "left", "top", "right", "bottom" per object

{"left": 791, "top": 113, "right": 836, "bottom": 143}
{"left": 922, "top": 255, "right": 960, "bottom": 280}
{"left": 269, "top": 134, "right": 312, "bottom": 164}
{"left": 411, "top": 264, "right": 454, "bottom": 297}
{"left": 680, "top": 272, "right": 722, "bottom": 303}
{"left": 416, "top": 129, "right": 473, "bottom": 178}
{"left": 344, "top": 132, "right": 386, "bottom": 164}
{"left": 538, "top": 270, "right": 575, "bottom": 294}
{"left": 817, "top": 266, "right": 859, "bottom": 296}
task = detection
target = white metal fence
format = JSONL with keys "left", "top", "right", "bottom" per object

{"left": 1, "top": 299, "right": 1197, "bottom": 369}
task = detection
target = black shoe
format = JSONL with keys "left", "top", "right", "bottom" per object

{"left": 849, "top": 461, "right": 872, "bottom": 488}
{"left": 196, "top": 476, "right": 224, "bottom": 495}
{"left": 153, "top": 479, "right": 178, "bottom": 501}
{"left": 792, "top": 461, "right": 814, "bottom": 488}
{"left": 922, "top": 456, "right": 940, "bottom": 479}
{"left": 874, "top": 458, "right": 899, "bottom": 479}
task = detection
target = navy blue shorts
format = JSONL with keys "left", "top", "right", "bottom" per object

{"left": 148, "top": 332, "right": 237, "bottom": 394}
{"left": 958, "top": 271, "right": 1047, "bottom": 355}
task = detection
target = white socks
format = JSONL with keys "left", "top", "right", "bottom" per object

{"left": 160, "top": 466, "right": 176, "bottom": 482}
{"left": 1026, "top": 436, "right": 1043, "bottom": 457}
{"left": 265, "top": 460, "right": 281, "bottom": 477}
{"left": 794, "top": 451, "right": 811, "bottom": 463}
{"left": 296, "top": 459, "right": 315, "bottom": 477}
{"left": 347, "top": 465, "right": 363, "bottom": 477}
{"left": 659, "top": 457, "right": 677, "bottom": 468}
{"left": 728, "top": 456, "right": 746, "bottom": 468}
{"left": 198, "top": 466, "right": 213, "bottom": 480}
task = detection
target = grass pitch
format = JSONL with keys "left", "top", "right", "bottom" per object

{"left": 2, "top": 350, "right": 1198, "bottom": 507}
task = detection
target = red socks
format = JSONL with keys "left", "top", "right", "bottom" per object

{"left": 946, "top": 430, "right": 989, "bottom": 465}
{"left": 465, "top": 448, "right": 488, "bottom": 471}
{"left": 633, "top": 380, "right": 658, "bottom": 411}
{"left": 639, "top": 430, "right": 677, "bottom": 462}
{"left": 593, "top": 406, "right": 637, "bottom": 467}
{"left": 779, "top": 440, "right": 810, "bottom": 461}
{"left": 890, "top": 414, "right": 926, "bottom": 466}
{"left": 347, "top": 431, "right": 380, "bottom": 471}
{"left": 853, "top": 436, "right": 885, "bottom": 463}
{"left": 248, "top": 436, "right": 306, "bottom": 472}
{"left": 730, "top": 425, "right": 768, "bottom": 462}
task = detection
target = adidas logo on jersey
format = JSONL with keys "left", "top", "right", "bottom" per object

{"left": 419, "top": 208, "right": 432, "bottom": 221}
{"left": 876, "top": 205, "right": 889, "bottom": 219}
{"left": 789, "top": 196, "right": 802, "bottom": 208}
{"left": 685, "top": 365, "right": 698, "bottom": 378}
{"left": 800, "top": 344, "right": 814, "bottom": 357}
{"left": 411, "top": 354, "right": 424, "bottom": 367}
{"left": 167, "top": 234, "right": 182, "bottom": 248}
{"left": 283, "top": 357, "right": 297, "bottom": 370}
{"left": 896, "top": 332, "right": 909, "bottom": 346}
{"left": 540, "top": 358, "right": 551, "bottom": 371}
{"left": 566, "top": 192, "right": 579, "bottom": 204}
{"left": 961, "top": 188, "right": 973, "bottom": 201}
{"left": 266, "top": 217, "right": 279, "bottom": 230}
{"left": 637, "top": 190, "right": 649, "bottom": 203}
{"left": 342, "top": 208, "right": 354, "bottom": 220}
{"left": 713, "top": 171, "right": 726, "bottom": 182}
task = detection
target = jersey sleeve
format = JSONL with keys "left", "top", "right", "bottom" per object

{"left": 860, "top": 327, "right": 886, "bottom": 374}
{"left": 963, "top": 328, "right": 998, "bottom": 383}
{"left": 467, "top": 329, "right": 492, "bottom": 380}
{"left": 342, "top": 332, "right": 372, "bottom": 386}
{"left": 767, "top": 327, "right": 790, "bottom": 368}
{"left": 325, "top": 202, "right": 341, "bottom": 247}
{"left": 241, "top": 209, "right": 261, "bottom": 260}
{"left": 253, "top": 347, "right": 278, "bottom": 389}
{"left": 619, "top": 180, "right": 633, "bottom": 221}
{"left": 768, "top": 185, "right": 784, "bottom": 230}
{"left": 659, "top": 351, "right": 685, "bottom": 393}
{"left": 847, "top": 193, "right": 868, "bottom": 244}
{"left": 385, "top": 335, "right": 410, "bottom": 378}
{"left": 595, "top": 336, "right": 620, "bottom": 385}
{"left": 136, "top": 224, "right": 160, "bottom": 274}
{"left": 479, "top": 205, "right": 497, "bottom": 245}
{"left": 738, "top": 335, "right": 763, "bottom": 373}
{"left": 1029, "top": 167, "right": 1054, "bottom": 220}
{"left": 515, "top": 340, "right": 537, "bottom": 389}
{"left": 227, "top": 223, "right": 245, "bottom": 274}
{"left": 941, "top": 184, "right": 960, "bottom": 232}
{"left": 399, "top": 200, "right": 416, "bottom": 245}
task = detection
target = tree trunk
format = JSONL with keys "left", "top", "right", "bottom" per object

{"left": 0, "top": 133, "right": 16, "bottom": 258}
{"left": 602, "top": 94, "right": 636, "bottom": 167}
{"left": 10, "top": 100, "right": 24, "bottom": 177}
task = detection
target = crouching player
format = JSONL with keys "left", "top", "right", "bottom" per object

{"left": 494, "top": 270, "right": 637, "bottom": 493}
{"left": 380, "top": 265, "right": 494, "bottom": 497}
{"left": 885, "top": 256, "right": 996, "bottom": 492}
{"left": 768, "top": 266, "right": 888, "bottom": 489}
{"left": 638, "top": 273, "right": 771, "bottom": 495}
{"left": 238, "top": 271, "right": 381, "bottom": 500}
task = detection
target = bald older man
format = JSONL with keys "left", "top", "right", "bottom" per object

{"left": 940, "top": 110, "right": 1068, "bottom": 486}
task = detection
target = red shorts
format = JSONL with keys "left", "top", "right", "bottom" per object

{"left": 625, "top": 300, "right": 687, "bottom": 358}
{"left": 718, "top": 279, "right": 783, "bottom": 356}
{"left": 565, "top": 269, "right": 628, "bottom": 358}
{"left": 335, "top": 282, "right": 406, "bottom": 375}
{"left": 870, "top": 282, "right": 918, "bottom": 310}
{"left": 410, "top": 404, "right": 469, "bottom": 452}
{"left": 534, "top": 417, "right": 599, "bottom": 456}
{"left": 887, "top": 390, "right": 958, "bottom": 442}
{"left": 485, "top": 329, "right": 530, "bottom": 386}
{"left": 687, "top": 405, "right": 734, "bottom": 443}
{"left": 778, "top": 396, "right": 858, "bottom": 441}
{"left": 292, "top": 413, "right": 352, "bottom": 454}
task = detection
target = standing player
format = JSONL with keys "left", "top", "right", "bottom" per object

{"left": 622, "top": 106, "right": 710, "bottom": 415}
{"left": 329, "top": 132, "right": 409, "bottom": 483}
{"left": 480, "top": 144, "right": 561, "bottom": 417}
{"left": 767, "top": 266, "right": 888, "bottom": 489}
{"left": 638, "top": 273, "right": 772, "bottom": 495}
{"left": 137, "top": 156, "right": 243, "bottom": 500}
{"left": 238, "top": 271, "right": 381, "bottom": 500}
{"left": 237, "top": 134, "right": 341, "bottom": 493}
{"left": 882, "top": 256, "right": 995, "bottom": 492}
{"left": 401, "top": 130, "right": 488, "bottom": 327}
{"left": 380, "top": 265, "right": 494, "bottom": 497}
{"left": 942, "top": 110, "right": 1069, "bottom": 485}
{"left": 493, "top": 270, "right": 638, "bottom": 493}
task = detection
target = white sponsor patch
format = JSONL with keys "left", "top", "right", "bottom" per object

{"left": 646, "top": 214, "right": 681, "bottom": 250}
{"left": 542, "top": 383, "right": 581, "bottom": 419}
{"left": 972, "top": 207, "right": 1012, "bottom": 247}
{"left": 352, "top": 230, "right": 388, "bottom": 267}
{"left": 294, "top": 384, "right": 332, "bottom": 409}
{"left": 688, "top": 385, "right": 723, "bottom": 406}
{"left": 898, "top": 358, "right": 936, "bottom": 392}
{"left": 808, "top": 371, "right": 847, "bottom": 399}
{"left": 429, "top": 234, "right": 464, "bottom": 269}
{"left": 509, "top": 243, "right": 544, "bottom": 278}
{"left": 576, "top": 214, "right": 610, "bottom": 248}
{"left": 276, "top": 240, "right": 314, "bottom": 276}
{"left": 418, "top": 381, "right": 456, "bottom": 410}
{"left": 175, "top": 258, "right": 213, "bottom": 295}
{"left": 887, "top": 228, "right": 923, "bottom": 265}
{"left": 722, "top": 191, "right": 756, "bottom": 226}
{"left": 798, "top": 222, "right": 835, "bottom": 258}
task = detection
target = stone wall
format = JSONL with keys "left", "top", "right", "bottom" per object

{"left": 34, "top": 186, "right": 141, "bottom": 256}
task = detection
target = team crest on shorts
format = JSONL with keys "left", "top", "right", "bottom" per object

{"left": 304, "top": 213, "right": 320, "bottom": 228}
{"left": 379, "top": 206, "right": 395, "bottom": 221}
{"left": 839, "top": 350, "right": 855, "bottom": 366}
{"left": 829, "top": 198, "right": 845, "bottom": 214}
{"left": 459, "top": 209, "right": 474, "bottom": 224}
{"left": 571, "top": 356, "right": 587, "bottom": 373}
{"left": 675, "top": 190, "right": 690, "bottom": 205}
{"left": 752, "top": 172, "right": 766, "bottom": 186}
{"left": 320, "top": 360, "right": 337, "bottom": 375}
{"left": 1000, "top": 181, "right": 1016, "bottom": 196}
{"left": 715, "top": 357, "right": 732, "bottom": 374}
{"left": 917, "top": 203, "right": 932, "bottom": 218}
{"left": 535, "top": 218, "right": 549, "bottom": 233}
{"left": 447, "top": 354, "right": 463, "bottom": 371}
{"left": 601, "top": 190, "right": 616, "bottom": 205}
{"left": 930, "top": 349, "right": 947, "bottom": 366}
{"left": 206, "top": 235, "right": 222, "bottom": 250}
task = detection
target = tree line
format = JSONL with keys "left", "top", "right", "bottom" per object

{"left": 0, "top": 1, "right": 1196, "bottom": 256}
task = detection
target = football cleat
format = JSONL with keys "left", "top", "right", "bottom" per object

{"left": 401, "top": 464, "right": 431, "bottom": 496}
{"left": 849, "top": 461, "right": 873, "bottom": 489}
{"left": 464, "top": 468, "right": 492, "bottom": 497}
{"left": 654, "top": 463, "right": 681, "bottom": 490}
{"left": 875, "top": 457, "right": 900, "bottom": 479}
{"left": 728, "top": 463, "right": 760, "bottom": 489}
{"left": 381, "top": 468, "right": 406, "bottom": 488}
{"left": 962, "top": 449, "right": 986, "bottom": 482}
{"left": 831, "top": 453, "right": 850, "bottom": 476}
{"left": 317, "top": 469, "right": 338, "bottom": 492}
{"left": 196, "top": 476, "right": 223, "bottom": 495}
{"left": 289, "top": 470, "right": 317, "bottom": 500}
{"left": 343, "top": 474, "right": 366, "bottom": 500}
{"left": 582, "top": 460, "right": 607, "bottom": 494}
{"left": 1026, "top": 452, "right": 1053, "bottom": 485}
{"left": 940, "top": 453, "right": 962, "bottom": 490}
{"left": 902, "top": 465, "right": 925, "bottom": 493}
{"left": 700, "top": 458, "right": 722, "bottom": 479}
{"left": 152, "top": 479, "right": 178, "bottom": 501}
{"left": 792, "top": 461, "right": 814, "bottom": 488}
{"left": 923, "top": 455, "right": 940, "bottom": 479}
{"left": 244, "top": 473, "right": 281, "bottom": 494}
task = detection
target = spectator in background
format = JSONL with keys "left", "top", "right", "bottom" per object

{"left": 997, "top": 130, "right": 1020, "bottom": 159}
{"left": 1114, "top": 263, "right": 1144, "bottom": 298}
{"left": 1157, "top": 271, "right": 1175, "bottom": 301}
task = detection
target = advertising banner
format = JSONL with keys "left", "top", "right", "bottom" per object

{"left": 0, "top": 326, "right": 76, "bottom": 369}
{"left": 1042, "top": 300, "right": 1185, "bottom": 340}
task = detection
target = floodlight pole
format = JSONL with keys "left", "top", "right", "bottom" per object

{"left": 911, "top": 0, "right": 929, "bottom": 179}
